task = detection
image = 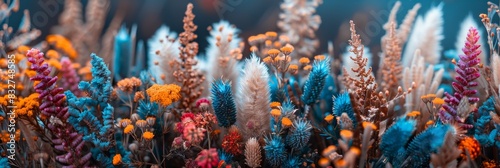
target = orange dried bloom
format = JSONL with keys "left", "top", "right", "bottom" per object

{"left": 25, "top": 70, "right": 37, "bottom": 78}
{"left": 273, "top": 41, "right": 282, "bottom": 48}
{"left": 270, "top": 109, "right": 281, "bottom": 118}
{"left": 303, "top": 65, "right": 312, "bottom": 71}
{"left": 322, "top": 145, "right": 337, "bottom": 157}
{"left": 135, "top": 120, "right": 147, "bottom": 128}
{"left": 112, "top": 154, "right": 122, "bottom": 165}
{"left": 482, "top": 160, "right": 498, "bottom": 168}
{"left": 362, "top": 121, "right": 377, "bottom": 130}
{"left": 15, "top": 93, "right": 40, "bottom": 117}
{"left": 324, "top": 114, "right": 334, "bottom": 123}
{"left": 406, "top": 111, "right": 421, "bottom": 117}
{"left": 117, "top": 77, "right": 142, "bottom": 93}
{"left": 46, "top": 50, "right": 60, "bottom": 59}
{"left": 458, "top": 137, "right": 480, "bottom": 160}
{"left": 288, "top": 64, "right": 298, "bottom": 71}
{"left": 17, "top": 45, "right": 30, "bottom": 54}
{"left": 334, "top": 159, "right": 347, "bottom": 167}
{"left": 146, "top": 84, "right": 182, "bottom": 107}
{"left": 265, "top": 31, "right": 277, "bottom": 38}
{"left": 265, "top": 40, "right": 272, "bottom": 46}
{"left": 314, "top": 55, "right": 326, "bottom": 61}
{"left": 281, "top": 117, "right": 292, "bottom": 128}
{"left": 318, "top": 157, "right": 330, "bottom": 167}
{"left": 432, "top": 98, "right": 445, "bottom": 105}
{"left": 267, "top": 49, "right": 280, "bottom": 56}
{"left": 340, "top": 130, "right": 353, "bottom": 140}
{"left": 299, "top": 57, "right": 310, "bottom": 64}
{"left": 250, "top": 46, "right": 258, "bottom": 52}
{"left": 124, "top": 125, "right": 134, "bottom": 134}
{"left": 47, "top": 59, "right": 62, "bottom": 70}
{"left": 143, "top": 131, "right": 154, "bottom": 141}
{"left": 350, "top": 147, "right": 361, "bottom": 156}
{"left": 263, "top": 56, "right": 272, "bottom": 64}
{"left": 426, "top": 120, "right": 434, "bottom": 129}
{"left": 134, "top": 91, "right": 145, "bottom": 102}
{"left": 46, "top": 34, "right": 78, "bottom": 59}
{"left": 270, "top": 102, "right": 281, "bottom": 108}
{"left": 280, "top": 45, "right": 294, "bottom": 55}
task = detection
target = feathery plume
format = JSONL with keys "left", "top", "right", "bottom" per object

{"left": 380, "top": 22, "right": 403, "bottom": 95}
{"left": 397, "top": 3, "right": 421, "bottom": 45}
{"left": 278, "top": 0, "right": 322, "bottom": 58}
{"left": 245, "top": 137, "right": 262, "bottom": 168}
{"left": 403, "top": 4, "right": 444, "bottom": 66}
{"left": 206, "top": 21, "right": 242, "bottom": 93}
{"left": 236, "top": 55, "right": 271, "bottom": 140}
{"left": 148, "top": 25, "right": 180, "bottom": 84}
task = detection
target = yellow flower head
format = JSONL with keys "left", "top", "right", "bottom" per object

{"left": 46, "top": 35, "right": 77, "bottom": 59}
{"left": 124, "top": 125, "right": 134, "bottom": 134}
{"left": 135, "top": 120, "right": 147, "bottom": 128}
{"left": 143, "top": 131, "right": 154, "bottom": 141}
{"left": 406, "top": 111, "right": 421, "bottom": 117}
{"left": 273, "top": 41, "right": 282, "bottom": 48}
{"left": 265, "top": 40, "right": 272, "bottom": 46}
{"left": 250, "top": 46, "right": 258, "bottom": 52}
{"left": 112, "top": 154, "right": 122, "bottom": 165}
{"left": 46, "top": 50, "right": 60, "bottom": 59}
{"left": 270, "top": 109, "right": 281, "bottom": 118}
{"left": 17, "top": 45, "right": 30, "bottom": 54}
{"left": 432, "top": 98, "right": 445, "bottom": 105}
{"left": 15, "top": 93, "right": 40, "bottom": 117}
{"left": 362, "top": 122, "right": 377, "bottom": 130}
{"left": 265, "top": 31, "right": 277, "bottom": 38}
{"left": 281, "top": 117, "right": 292, "bottom": 128}
{"left": 270, "top": 102, "right": 281, "bottom": 108}
{"left": 267, "top": 49, "right": 280, "bottom": 57}
{"left": 288, "top": 64, "right": 298, "bottom": 71}
{"left": 146, "top": 84, "right": 182, "bottom": 107}
{"left": 299, "top": 57, "right": 310, "bottom": 64}
{"left": 280, "top": 45, "right": 294, "bottom": 55}
{"left": 340, "top": 130, "right": 353, "bottom": 140}
{"left": 263, "top": 56, "right": 272, "bottom": 64}
{"left": 303, "top": 65, "right": 312, "bottom": 71}
{"left": 324, "top": 114, "right": 334, "bottom": 123}
{"left": 314, "top": 55, "right": 326, "bottom": 61}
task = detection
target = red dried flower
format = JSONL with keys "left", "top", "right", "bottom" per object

{"left": 195, "top": 148, "right": 219, "bottom": 168}
{"left": 221, "top": 128, "right": 243, "bottom": 155}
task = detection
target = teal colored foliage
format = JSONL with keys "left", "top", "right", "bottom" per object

{"left": 405, "top": 124, "right": 453, "bottom": 167}
{"left": 264, "top": 135, "right": 287, "bottom": 167}
{"left": 301, "top": 58, "right": 330, "bottom": 105}
{"left": 211, "top": 79, "right": 237, "bottom": 127}
{"left": 379, "top": 118, "right": 416, "bottom": 167}
{"left": 286, "top": 119, "right": 312, "bottom": 149}
{"left": 475, "top": 97, "right": 499, "bottom": 147}
{"left": 333, "top": 92, "right": 356, "bottom": 128}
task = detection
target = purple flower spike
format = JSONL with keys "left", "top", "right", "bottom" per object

{"left": 439, "top": 27, "right": 481, "bottom": 128}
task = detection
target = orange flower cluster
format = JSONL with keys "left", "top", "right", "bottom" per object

{"left": 458, "top": 137, "right": 480, "bottom": 160}
{"left": 146, "top": 84, "right": 182, "bottom": 107}
{"left": 15, "top": 93, "right": 40, "bottom": 117}
{"left": 117, "top": 77, "right": 142, "bottom": 93}
{"left": 46, "top": 35, "right": 77, "bottom": 59}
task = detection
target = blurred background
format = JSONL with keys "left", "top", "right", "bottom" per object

{"left": 11, "top": 0, "right": 491, "bottom": 57}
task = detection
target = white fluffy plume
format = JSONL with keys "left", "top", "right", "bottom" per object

{"left": 206, "top": 20, "right": 242, "bottom": 93}
{"left": 236, "top": 55, "right": 271, "bottom": 140}
{"left": 403, "top": 4, "right": 444, "bottom": 66}
{"left": 147, "top": 25, "right": 180, "bottom": 84}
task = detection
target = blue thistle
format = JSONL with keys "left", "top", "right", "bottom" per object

{"left": 475, "top": 97, "right": 497, "bottom": 147}
{"left": 286, "top": 119, "right": 312, "bottom": 149}
{"left": 137, "top": 100, "right": 159, "bottom": 119}
{"left": 405, "top": 124, "right": 452, "bottom": 167}
{"left": 333, "top": 92, "right": 356, "bottom": 127}
{"left": 283, "top": 156, "right": 301, "bottom": 168}
{"left": 264, "top": 135, "right": 287, "bottom": 167}
{"left": 211, "top": 79, "right": 237, "bottom": 127}
{"left": 301, "top": 58, "right": 330, "bottom": 105}
{"left": 380, "top": 118, "right": 416, "bottom": 167}
{"left": 218, "top": 149, "right": 234, "bottom": 164}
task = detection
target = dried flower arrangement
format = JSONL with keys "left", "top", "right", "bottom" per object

{"left": 0, "top": 0, "right": 499, "bottom": 168}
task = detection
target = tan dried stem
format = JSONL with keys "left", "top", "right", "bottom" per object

{"left": 173, "top": 3, "right": 205, "bottom": 112}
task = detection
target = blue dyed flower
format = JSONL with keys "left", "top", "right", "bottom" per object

{"left": 264, "top": 135, "right": 287, "bottom": 167}
{"left": 406, "top": 124, "right": 452, "bottom": 167}
{"left": 211, "top": 79, "right": 237, "bottom": 127}
{"left": 286, "top": 119, "right": 312, "bottom": 149}
{"left": 333, "top": 92, "right": 356, "bottom": 127}
{"left": 380, "top": 118, "right": 416, "bottom": 166}
{"left": 301, "top": 58, "right": 330, "bottom": 105}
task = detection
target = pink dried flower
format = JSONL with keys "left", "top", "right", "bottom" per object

{"left": 183, "top": 123, "right": 206, "bottom": 143}
{"left": 195, "top": 148, "right": 219, "bottom": 168}
{"left": 196, "top": 98, "right": 211, "bottom": 111}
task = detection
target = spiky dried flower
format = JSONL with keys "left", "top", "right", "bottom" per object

{"left": 244, "top": 137, "right": 262, "bottom": 168}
